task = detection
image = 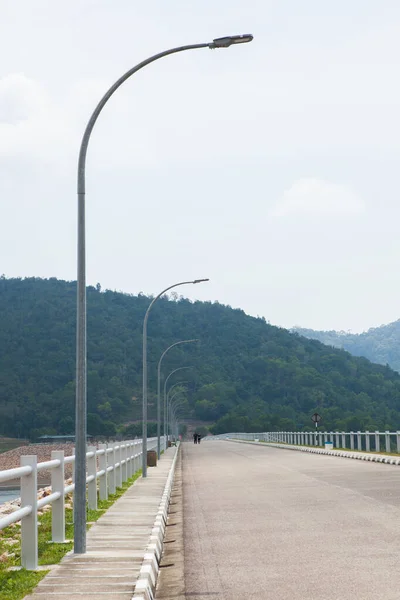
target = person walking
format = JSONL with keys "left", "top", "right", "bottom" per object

{"left": 193, "top": 432, "right": 198, "bottom": 444}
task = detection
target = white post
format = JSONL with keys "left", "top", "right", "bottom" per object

{"left": 98, "top": 444, "right": 108, "bottom": 501}
{"left": 121, "top": 443, "right": 127, "bottom": 483}
{"left": 397, "top": 431, "right": 400, "bottom": 454}
{"left": 21, "top": 455, "right": 38, "bottom": 570}
{"left": 109, "top": 445, "right": 116, "bottom": 495}
{"left": 365, "top": 431, "right": 370, "bottom": 451}
{"left": 87, "top": 445, "right": 97, "bottom": 510}
{"left": 51, "top": 450, "right": 66, "bottom": 543}
{"left": 375, "top": 431, "right": 380, "bottom": 453}
{"left": 385, "top": 431, "right": 391, "bottom": 454}
{"left": 341, "top": 432, "right": 346, "bottom": 449}
{"left": 116, "top": 443, "right": 122, "bottom": 488}
{"left": 124, "top": 442, "right": 129, "bottom": 480}
{"left": 324, "top": 432, "right": 328, "bottom": 444}
{"left": 126, "top": 442, "right": 132, "bottom": 478}
{"left": 335, "top": 432, "right": 340, "bottom": 448}
{"left": 350, "top": 432, "right": 354, "bottom": 450}
{"left": 357, "top": 431, "right": 362, "bottom": 451}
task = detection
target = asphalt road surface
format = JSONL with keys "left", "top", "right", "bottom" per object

{"left": 183, "top": 440, "right": 400, "bottom": 600}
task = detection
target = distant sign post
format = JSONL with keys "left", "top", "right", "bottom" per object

{"left": 311, "top": 413, "right": 321, "bottom": 428}
{"left": 312, "top": 413, "right": 321, "bottom": 447}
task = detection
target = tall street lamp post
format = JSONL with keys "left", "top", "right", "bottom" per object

{"left": 169, "top": 397, "right": 188, "bottom": 440}
{"left": 164, "top": 366, "right": 193, "bottom": 445}
{"left": 142, "top": 279, "right": 207, "bottom": 477}
{"left": 74, "top": 33, "right": 253, "bottom": 554}
{"left": 157, "top": 340, "right": 198, "bottom": 458}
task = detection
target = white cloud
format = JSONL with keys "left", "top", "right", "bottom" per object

{"left": 272, "top": 178, "right": 364, "bottom": 217}
{"left": 0, "top": 73, "right": 77, "bottom": 165}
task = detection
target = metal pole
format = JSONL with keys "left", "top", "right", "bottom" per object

{"left": 75, "top": 42, "right": 215, "bottom": 555}
{"left": 167, "top": 393, "right": 187, "bottom": 440}
{"left": 142, "top": 279, "right": 207, "bottom": 477}
{"left": 156, "top": 340, "right": 198, "bottom": 458}
{"left": 164, "top": 366, "right": 193, "bottom": 445}
{"left": 74, "top": 32, "right": 253, "bottom": 554}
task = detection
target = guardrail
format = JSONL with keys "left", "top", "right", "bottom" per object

{"left": 0, "top": 436, "right": 163, "bottom": 570}
{"left": 211, "top": 431, "right": 400, "bottom": 453}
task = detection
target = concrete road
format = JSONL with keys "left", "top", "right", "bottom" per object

{"left": 183, "top": 441, "right": 400, "bottom": 600}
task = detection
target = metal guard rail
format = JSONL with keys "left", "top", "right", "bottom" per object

{"left": 211, "top": 430, "right": 400, "bottom": 453}
{"left": 0, "top": 436, "right": 164, "bottom": 570}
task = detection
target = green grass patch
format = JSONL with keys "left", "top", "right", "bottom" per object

{"left": 0, "top": 469, "right": 142, "bottom": 600}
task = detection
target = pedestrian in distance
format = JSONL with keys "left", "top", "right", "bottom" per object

{"left": 197, "top": 434, "right": 202, "bottom": 444}
{"left": 193, "top": 432, "right": 198, "bottom": 444}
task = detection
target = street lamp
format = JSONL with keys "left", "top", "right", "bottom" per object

{"left": 142, "top": 279, "right": 207, "bottom": 477}
{"left": 156, "top": 340, "right": 198, "bottom": 458}
{"left": 164, "top": 366, "right": 193, "bottom": 445}
{"left": 169, "top": 397, "right": 189, "bottom": 441}
{"left": 74, "top": 34, "right": 253, "bottom": 554}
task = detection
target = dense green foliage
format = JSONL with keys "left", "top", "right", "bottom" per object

{"left": 294, "top": 321, "right": 400, "bottom": 374}
{"left": 1, "top": 276, "right": 400, "bottom": 437}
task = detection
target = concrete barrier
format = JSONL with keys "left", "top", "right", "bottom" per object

{"left": 229, "top": 439, "right": 400, "bottom": 467}
{"left": 133, "top": 443, "right": 180, "bottom": 599}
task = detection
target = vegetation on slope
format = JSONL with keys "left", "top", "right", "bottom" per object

{"left": 294, "top": 321, "right": 400, "bottom": 374}
{"left": 1, "top": 276, "right": 400, "bottom": 437}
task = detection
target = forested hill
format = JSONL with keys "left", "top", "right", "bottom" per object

{"left": 1, "top": 277, "right": 400, "bottom": 439}
{"left": 294, "top": 321, "right": 400, "bottom": 374}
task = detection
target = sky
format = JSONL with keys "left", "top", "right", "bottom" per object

{"left": 1, "top": 0, "right": 400, "bottom": 333}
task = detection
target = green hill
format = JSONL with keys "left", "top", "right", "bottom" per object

{"left": 293, "top": 322, "right": 400, "bottom": 374}
{"left": 1, "top": 276, "right": 400, "bottom": 438}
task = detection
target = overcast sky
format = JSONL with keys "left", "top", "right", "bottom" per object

{"left": 1, "top": 0, "right": 400, "bottom": 333}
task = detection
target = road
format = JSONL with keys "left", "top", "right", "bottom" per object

{"left": 182, "top": 440, "right": 400, "bottom": 600}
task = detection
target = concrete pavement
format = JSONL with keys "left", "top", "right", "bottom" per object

{"left": 183, "top": 440, "right": 400, "bottom": 600}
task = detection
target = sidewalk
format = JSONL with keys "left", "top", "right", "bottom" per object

{"left": 25, "top": 447, "right": 177, "bottom": 599}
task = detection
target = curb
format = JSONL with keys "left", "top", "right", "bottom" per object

{"left": 229, "top": 439, "right": 400, "bottom": 466}
{"left": 132, "top": 445, "right": 180, "bottom": 600}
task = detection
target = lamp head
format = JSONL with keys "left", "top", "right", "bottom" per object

{"left": 210, "top": 34, "right": 253, "bottom": 49}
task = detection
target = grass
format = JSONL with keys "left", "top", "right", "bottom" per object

{"left": 0, "top": 469, "right": 142, "bottom": 600}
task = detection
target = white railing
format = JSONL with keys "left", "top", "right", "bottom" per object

{"left": 0, "top": 436, "right": 164, "bottom": 570}
{"left": 211, "top": 431, "right": 400, "bottom": 453}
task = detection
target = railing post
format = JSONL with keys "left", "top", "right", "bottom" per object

{"left": 397, "top": 431, "right": 400, "bottom": 454}
{"left": 121, "top": 443, "right": 127, "bottom": 483}
{"left": 51, "top": 450, "right": 66, "bottom": 543}
{"left": 335, "top": 432, "right": 340, "bottom": 448}
{"left": 357, "top": 431, "right": 362, "bottom": 451}
{"left": 319, "top": 432, "right": 323, "bottom": 446}
{"left": 125, "top": 442, "right": 130, "bottom": 481}
{"left": 21, "top": 455, "right": 38, "bottom": 570}
{"left": 126, "top": 442, "right": 132, "bottom": 478}
{"left": 87, "top": 445, "right": 97, "bottom": 510}
{"left": 98, "top": 444, "right": 108, "bottom": 501}
{"left": 375, "top": 431, "right": 380, "bottom": 453}
{"left": 118, "top": 442, "right": 123, "bottom": 487}
{"left": 350, "top": 432, "right": 354, "bottom": 450}
{"left": 385, "top": 431, "right": 391, "bottom": 454}
{"left": 341, "top": 432, "right": 346, "bottom": 449}
{"left": 324, "top": 432, "right": 328, "bottom": 444}
{"left": 109, "top": 445, "right": 116, "bottom": 495}
{"left": 365, "top": 431, "right": 370, "bottom": 452}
